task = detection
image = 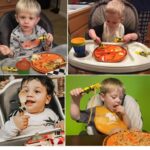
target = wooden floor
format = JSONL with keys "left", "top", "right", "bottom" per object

{"left": 42, "top": 9, "right": 67, "bottom": 45}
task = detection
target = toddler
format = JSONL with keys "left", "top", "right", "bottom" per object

{"left": 89, "top": 0, "right": 138, "bottom": 44}
{"left": 0, "top": 76, "right": 64, "bottom": 142}
{"left": 10, "top": 0, "right": 53, "bottom": 57}
{"left": 70, "top": 78, "right": 137, "bottom": 135}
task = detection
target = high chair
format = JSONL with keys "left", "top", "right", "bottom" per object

{"left": 0, "top": 10, "right": 55, "bottom": 47}
{"left": 0, "top": 78, "right": 64, "bottom": 126}
{"left": 86, "top": 94, "right": 143, "bottom": 135}
{"left": 88, "top": 0, "right": 139, "bottom": 33}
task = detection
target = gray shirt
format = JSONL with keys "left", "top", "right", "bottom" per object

{"left": 10, "top": 25, "right": 47, "bottom": 57}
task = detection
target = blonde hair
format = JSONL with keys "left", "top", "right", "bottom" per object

{"left": 105, "top": 0, "right": 125, "bottom": 20}
{"left": 100, "top": 78, "right": 125, "bottom": 95}
{"left": 16, "top": 0, "right": 41, "bottom": 16}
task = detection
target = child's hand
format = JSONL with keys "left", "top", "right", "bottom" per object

{"left": 109, "top": 128, "right": 126, "bottom": 135}
{"left": 46, "top": 33, "right": 53, "bottom": 46}
{"left": 114, "top": 105, "right": 125, "bottom": 116}
{"left": 55, "top": 120, "right": 64, "bottom": 131}
{"left": 123, "top": 33, "right": 138, "bottom": 43}
{"left": 13, "top": 112, "right": 30, "bottom": 130}
{"left": 0, "top": 45, "right": 13, "bottom": 56}
{"left": 89, "top": 29, "right": 101, "bottom": 45}
{"left": 70, "top": 88, "right": 83, "bottom": 102}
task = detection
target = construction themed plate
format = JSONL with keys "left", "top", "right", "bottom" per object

{"left": 31, "top": 53, "right": 66, "bottom": 74}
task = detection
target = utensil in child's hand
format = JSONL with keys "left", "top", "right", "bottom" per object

{"left": 21, "top": 35, "right": 47, "bottom": 49}
{"left": 19, "top": 90, "right": 27, "bottom": 112}
{"left": 89, "top": 29, "right": 102, "bottom": 46}
{"left": 81, "top": 83, "right": 101, "bottom": 94}
{"left": 113, "top": 37, "right": 123, "bottom": 43}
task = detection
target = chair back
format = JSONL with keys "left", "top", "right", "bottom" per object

{"left": 0, "top": 10, "right": 54, "bottom": 46}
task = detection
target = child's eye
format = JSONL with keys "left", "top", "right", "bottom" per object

{"left": 29, "top": 17, "right": 34, "bottom": 20}
{"left": 35, "top": 90, "right": 41, "bottom": 93}
{"left": 20, "top": 16, "right": 25, "bottom": 19}
{"left": 112, "top": 96, "right": 116, "bottom": 99}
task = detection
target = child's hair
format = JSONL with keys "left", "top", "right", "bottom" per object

{"left": 20, "top": 76, "right": 55, "bottom": 96}
{"left": 15, "top": 0, "right": 41, "bottom": 16}
{"left": 105, "top": 0, "right": 125, "bottom": 20}
{"left": 100, "top": 78, "right": 125, "bottom": 95}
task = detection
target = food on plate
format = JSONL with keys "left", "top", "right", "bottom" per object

{"left": 93, "top": 45, "right": 127, "bottom": 62}
{"left": 135, "top": 50, "right": 150, "bottom": 57}
{"left": 21, "top": 39, "right": 40, "bottom": 49}
{"left": 31, "top": 53, "right": 65, "bottom": 73}
{"left": 25, "top": 131, "right": 65, "bottom": 146}
{"left": 103, "top": 131, "right": 150, "bottom": 146}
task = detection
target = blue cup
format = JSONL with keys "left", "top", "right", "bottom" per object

{"left": 71, "top": 37, "right": 86, "bottom": 57}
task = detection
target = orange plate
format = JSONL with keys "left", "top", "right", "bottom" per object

{"left": 93, "top": 45, "right": 127, "bottom": 63}
{"left": 31, "top": 53, "right": 65, "bottom": 74}
{"left": 103, "top": 131, "right": 150, "bottom": 146}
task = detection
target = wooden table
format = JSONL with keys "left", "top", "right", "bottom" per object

{"left": 66, "top": 134, "right": 107, "bottom": 146}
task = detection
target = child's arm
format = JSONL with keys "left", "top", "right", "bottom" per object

{"left": 70, "top": 88, "right": 83, "bottom": 120}
{"left": 0, "top": 112, "right": 29, "bottom": 141}
{"left": 123, "top": 33, "right": 138, "bottom": 43}
{"left": 13, "top": 112, "right": 30, "bottom": 130}
{"left": 0, "top": 45, "right": 13, "bottom": 56}
{"left": 89, "top": 29, "right": 101, "bottom": 45}
{"left": 115, "top": 105, "right": 131, "bottom": 129}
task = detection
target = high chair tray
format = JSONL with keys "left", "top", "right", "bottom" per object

{"left": 68, "top": 41, "right": 150, "bottom": 73}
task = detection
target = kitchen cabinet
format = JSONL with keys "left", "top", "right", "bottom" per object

{"left": 0, "top": 0, "right": 18, "bottom": 17}
{"left": 68, "top": 5, "right": 92, "bottom": 38}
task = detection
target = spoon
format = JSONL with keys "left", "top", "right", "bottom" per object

{"left": 18, "top": 90, "right": 26, "bottom": 112}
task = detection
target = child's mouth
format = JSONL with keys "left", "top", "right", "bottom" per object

{"left": 25, "top": 100, "right": 35, "bottom": 106}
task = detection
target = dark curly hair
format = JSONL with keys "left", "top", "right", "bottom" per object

{"left": 20, "top": 75, "right": 55, "bottom": 96}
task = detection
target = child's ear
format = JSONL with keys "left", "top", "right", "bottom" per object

{"left": 15, "top": 14, "right": 19, "bottom": 23}
{"left": 99, "top": 93, "right": 105, "bottom": 102}
{"left": 35, "top": 16, "right": 40, "bottom": 24}
{"left": 45, "top": 95, "right": 51, "bottom": 104}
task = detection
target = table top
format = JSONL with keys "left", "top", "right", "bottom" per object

{"left": 66, "top": 134, "right": 107, "bottom": 146}
{"left": 0, "top": 44, "right": 67, "bottom": 75}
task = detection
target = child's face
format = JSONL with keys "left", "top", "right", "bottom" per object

{"left": 16, "top": 11, "right": 40, "bottom": 35}
{"left": 105, "top": 13, "right": 121, "bottom": 30}
{"left": 20, "top": 79, "right": 50, "bottom": 114}
{"left": 100, "top": 88, "right": 124, "bottom": 112}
